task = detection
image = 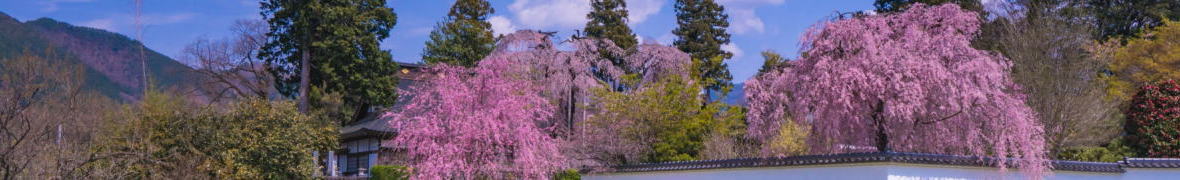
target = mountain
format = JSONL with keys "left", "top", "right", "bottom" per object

{"left": 0, "top": 12, "right": 199, "bottom": 101}
{"left": 723, "top": 83, "right": 746, "bottom": 106}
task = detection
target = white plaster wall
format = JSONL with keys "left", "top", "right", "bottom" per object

{"left": 1122, "top": 168, "right": 1180, "bottom": 180}
{"left": 585, "top": 163, "right": 1138, "bottom": 180}
{"left": 885, "top": 164, "right": 1119, "bottom": 180}
{"left": 588, "top": 163, "right": 886, "bottom": 180}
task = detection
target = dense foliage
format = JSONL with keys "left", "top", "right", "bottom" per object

{"left": 0, "top": 13, "right": 199, "bottom": 101}
{"left": 1088, "top": 0, "right": 1180, "bottom": 40}
{"left": 1105, "top": 20, "right": 1180, "bottom": 101}
{"left": 673, "top": 0, "right": 734, "bottom": 98}
{"left": 580, "top": 75, "right": 744, "bottom": 164}
{"left": 873, "top": 0, "right": 982, "bottom": 13}
{"left": 552, "top": 169, "right": 581, "bottom": 180}
{"left": 369, "top": 165, "right": 411, "bottom": 180}
{"left": 1057, "top": 139, "right": 1136, "bottom": 162}
{"left": 1125, "top": 80, "right": 1180, "bottom": 157}
{"left": 95, "top": 91, "right": 336, "bottom": 179}
{"left": 384, "top": 62, "right": 565, "bottom": 179}
{"left": 584, "top": 0, "right": 639, "bottom": 61}
{"left": 756, "top": 50, "right": 788, "bottom": 75}
{"left": 422, "top": 0, "right": 496, "bottom": 67}
{"left": 259, "top": 0, "right": 400, "bottom": 122}
{"left": 745, "top": 4, "right": 1048, "bottom": 176}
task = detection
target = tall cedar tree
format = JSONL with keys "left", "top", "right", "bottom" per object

{"left": 422, "top": 0, "right": 495, "bottom": 67}
{"left": 1088, "top": 0, "right": 1180, "bottom": 40}
{"left": 673, "top": 0, "right": 734, "bottom": 99}
{"left": 873, "top": 0, "right": 983, "bottom": 13}
{"left": 259, "top": 0, "right": 399, "bottom": 124}
{"left": 585, "top": 0, "right": 639, "bottom": 65}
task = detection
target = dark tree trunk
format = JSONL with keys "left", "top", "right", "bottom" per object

{"left": 568, "top": 85, "right": 577, "bottom": 132}
{"left": 873, "top": 100, "right": 890, "bottom": 152}
{"left": 298, "top": 44, "right": 311, "bottom": 114}
{"left": 351, "top": 102, "right": 370, "bottom": 125}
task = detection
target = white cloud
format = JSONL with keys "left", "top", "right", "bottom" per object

{"left": 728, "top": 9, "right": 764, "bottom": 34}
{"left": 81, "top": 18, "right": 114, "bottom": 31}
{"left": 489, "top": 16, "right": 518, "bottom": 36}
{"left": 502, "top": 0, "right": 663, "bottom": 31}
{"left": 39, "top": 0, "right": 94, "bottom": 12}
{"left": 716, "top": 0, "right": 786, "bottom": 35}
{"left": 509, "top": 0, "right": 591, "bottom": 30}
{"left": 721, "top": 43, "right": 743, "bottom": 60}
{"left": 143, "top": 13, "right": 196, "bottom": 25}
{"left": 627, "top": 0, "right": 664, "bottom": 25}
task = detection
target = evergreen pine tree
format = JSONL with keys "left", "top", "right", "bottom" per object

{"left": 585, "top": 0, "right": 640, "bottom": 80}
{"left": 259, "top": 0, "right": 400, "bottom": 124}
{"left": 585, "top": 0, "right": 638, "bottom": 51}
{"left": 672, "top": 0, "right": 733, "bottom": 99}
{"left": 422, "top": 0, "right": 496, "bottom": 67}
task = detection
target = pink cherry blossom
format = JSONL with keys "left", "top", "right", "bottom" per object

{"left": 746, "top": 4, "right": 1049, "bottom": 178}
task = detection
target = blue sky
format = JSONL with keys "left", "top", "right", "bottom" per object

{"left": 0, "top": 0, "right": 873, "bottom": 82}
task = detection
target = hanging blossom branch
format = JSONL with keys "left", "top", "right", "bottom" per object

{"left": 745, "top": 4, "right": 1049, "bottom": 178}
{"left": 384, "top": 61, "right": 565, "bottom": 179}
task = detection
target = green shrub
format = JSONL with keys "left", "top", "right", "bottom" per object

{"left": 1125, "top": 80, "right": 1180, "bottom": 157}
{"left": 553, "top": 169, "right": 580, "bottom": 180}
{"left": 369, "top": 165, "right": 411, "bottom": 180}
{"left": 1057, "top": 138, "right": 1136, "bottom": 162}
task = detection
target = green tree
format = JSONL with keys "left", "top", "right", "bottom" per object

{"left": 369, "top": 165, "right": 411, "bottom": 180}
{"left": 873, "top": 0, "right": 983, "bottom": 13}
{"left": 1057, "top": 138, "right": 1135, "bottom": 162}
{"left": 584, "top": 75, "right": 744, "bottom": 163}
{"left": 422, "top": 0, "right": 496, "bottom": 67}
{"left": 258, "top": 0, "right": 400, "bottom": 124}
{"left": 94, "top": 91, "right": 336, "bottom": 179}
{"left": 585, "top": 0, "right": 639, "bottom": 74}
{"left": 204, "top": 99, "right": 337, "bottom": 179}
{"left": 757, "top": 50, "right": 788, "bottom": 75}
{"left": 673, "top": 0, "right": 734, "bottom": 99}
{"left": 1104, "top": 20, "right": 1180, "bottom": 101}
{"left": 1088, "top": 0, "right": 1180, "bottom": 40}
{"left": 585, "top": 0, "right": 639, "bottom": 53}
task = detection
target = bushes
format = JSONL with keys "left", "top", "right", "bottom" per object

{"left": 552, "top": 169, "right": 580, "bottom": 180}
{"left": 94, "top": 91, "right": 337, "bottom": 179}
{"left": 1125, "top": 80, "right": 1180, "bottom": 157}
{"left": 581, "top": 75, "right": 746, "bottom": 164}
{"left": 369, "top": 165, "right": 411, "bottom": 180}
{"left": 1057, "top": 139, "right": 1135, "bottom": 162}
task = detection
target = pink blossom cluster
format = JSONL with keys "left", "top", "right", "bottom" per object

{"left": 385, "top": 30, "right": 694, "bottom": 179}
{"left": 383, "top": 62, "right": 565, "bottom": 179}
{"left": 746, "top": 4, "right": 1049, "bottom": 177}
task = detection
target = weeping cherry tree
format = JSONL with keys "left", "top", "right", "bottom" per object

{"left": 745, "top": 4, "right": 1049, "bottom": 177}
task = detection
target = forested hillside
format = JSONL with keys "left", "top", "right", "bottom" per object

{"left": 0, "top": 12, "right": 198, "bottom": 101}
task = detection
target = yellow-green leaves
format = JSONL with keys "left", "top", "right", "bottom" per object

{"left": 1106, "top": 20, "right": 1180, "bottom": 100}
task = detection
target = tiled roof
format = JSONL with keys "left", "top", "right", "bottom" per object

{"left": 609, "top": 151, "right": 1146, "bottom": 173}
{"left": 1121, "top": 158, "right": 1180, "bottom": 168}
{"left": 339, "top": 62, "right": 428, "bottom": 140}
